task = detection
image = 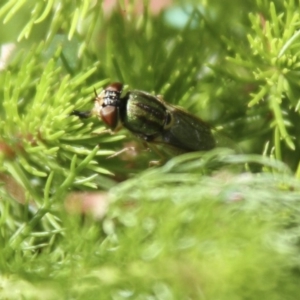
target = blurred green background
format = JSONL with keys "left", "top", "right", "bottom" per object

{"left": 1, "top": 0, "right": 300, "bottom": 299}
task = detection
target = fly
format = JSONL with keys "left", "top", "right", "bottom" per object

{"left": 72, "top": 83, "right": 231, "bottom": 162}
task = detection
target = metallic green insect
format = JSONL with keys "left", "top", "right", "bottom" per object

{"left": 73, "top": 83, "right": 231, "bottom": 160}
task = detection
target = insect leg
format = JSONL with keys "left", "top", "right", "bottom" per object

{"left": 71, "top": 110, "right": 92, "bottom": 118}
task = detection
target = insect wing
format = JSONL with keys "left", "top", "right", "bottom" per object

{"left": 160, "top": 104, "right": 216, "bottom": 151}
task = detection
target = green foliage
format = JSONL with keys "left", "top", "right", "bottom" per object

{"left": 1, "top": 0, "right": 300, "bottom": 298}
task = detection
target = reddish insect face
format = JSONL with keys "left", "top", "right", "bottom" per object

{"left": 100, "top": 106, "right": 118, "bottom": 129}
{"left": 94, "top": 82, "right": 123, "bottom": 129}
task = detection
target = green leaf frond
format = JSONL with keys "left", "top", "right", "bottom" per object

{"left": 221, "top": 0, "right": 300, "bottom": 163}
{"left": 1, "top": 0, "right": 300, "bottom": 298}
{"left": 0, "top": 0, "right": 103, "bottom": 44}
{"left": 0, "top": 42, "right": 115, "bottom": 181}
{"left": 101, "top": 152, "right": 300, "bottom": 299}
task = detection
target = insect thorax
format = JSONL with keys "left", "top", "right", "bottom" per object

{"left": 103, "top": 90, "right": 121, "bottom": 107}
{"left": 120, "top": 91, "right": 169, "bottom": 138}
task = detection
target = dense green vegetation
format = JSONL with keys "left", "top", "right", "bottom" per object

{"left": 1, "top": 0, "right": 300, "bottom": 298}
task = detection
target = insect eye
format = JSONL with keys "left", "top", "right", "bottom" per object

{"left": 100, "top": 106, "right": 119, "bottom": 129}
{"left": 107, "top": 82, "right": 123, "bottom": 92}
